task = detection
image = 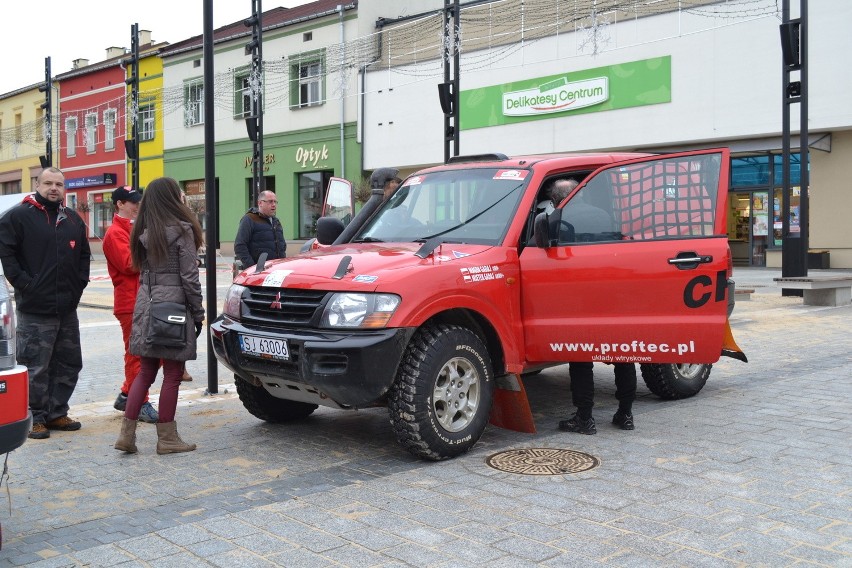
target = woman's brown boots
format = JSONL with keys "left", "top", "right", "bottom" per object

{"left": 115, "top": 419, "right": 195, "bottom": 454}
{"left": 155, "top": 421, "right": 196, "bottom": 454}
{"left": 114, "top": 417, "right": 138, "bottom": 453}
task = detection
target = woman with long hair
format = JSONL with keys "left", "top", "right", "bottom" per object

{"left": 114, "top": 177, "right": 204, "bottom": 454}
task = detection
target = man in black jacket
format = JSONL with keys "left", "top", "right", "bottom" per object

{"left": 233, "top": 190, "right": 286, "bottom": 270}
{"left": 0, "top": 167, "right": 91, "bottom": 439}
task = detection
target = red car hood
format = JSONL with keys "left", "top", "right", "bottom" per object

{"left": 236, "top": 242, "right": 494, "bottom": 290}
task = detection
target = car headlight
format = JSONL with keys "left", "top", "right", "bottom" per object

{"left": 320, "top": 293, "right": 400, "bottom": 329}
{"left": 223, "top": 284, "right": 246, "bottom": 318}
{"left": 0, "top": 283, "right": 15, "bottom": 370}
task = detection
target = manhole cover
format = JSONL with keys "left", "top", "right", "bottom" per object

{"left": 486, "top": 448, "right": 600, "bottom": 475}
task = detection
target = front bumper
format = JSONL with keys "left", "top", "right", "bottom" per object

{"left": 210, "top": 316, "right": 415, "bottom": 407}
{"left": 0, "top": 411, "right": 32, "bottom": 454}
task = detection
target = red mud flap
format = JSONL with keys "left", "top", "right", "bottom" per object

{"left": 489, "top": 373, "right": 536, "bottom": 434}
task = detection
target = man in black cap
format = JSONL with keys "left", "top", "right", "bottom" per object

{"left": 371, "top": 167, "right": 402, "bottom": 201}
{"left": 103, "top": 186, "right": 159, "bottom": 424}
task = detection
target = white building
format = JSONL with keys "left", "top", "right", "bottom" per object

{"left": 361, "top": 0, "right": 852, "bottom": 268}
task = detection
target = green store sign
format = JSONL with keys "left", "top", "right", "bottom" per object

{"left": 460, "top": 56, "right": 671, "bottom": 130}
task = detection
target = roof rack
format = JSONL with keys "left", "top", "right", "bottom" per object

{"left": 446, "top": 153, "right": 509, "bottom": 164}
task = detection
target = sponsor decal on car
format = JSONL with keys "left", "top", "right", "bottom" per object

{"left": 262, "top": 270, "right": 293, "bottom": 287}
{"left": 403, "top": 175, "right": 425, "bottom": 187}
{"left": 460, "top": 265, "right": 504, "bottom": 283}
{"left": 493, "top": 169, "right": 529, "bottom": 181}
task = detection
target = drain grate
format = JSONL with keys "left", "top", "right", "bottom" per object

{"left": 486, "top": 448, "right": 600, "bottom": 475}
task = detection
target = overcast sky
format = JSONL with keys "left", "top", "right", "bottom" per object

{"left": 2, "top": 1, "right": 312, "bottom": 95}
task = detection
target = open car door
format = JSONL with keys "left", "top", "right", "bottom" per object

{"left": 521, "top": 148, "right": 732, "bottom": 365}
{"left": 322, "top": 177, "right": 354, "bottom": 226}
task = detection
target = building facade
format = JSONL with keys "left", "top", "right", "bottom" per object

{"left": 161, "top": 1, "right": 363, "bottom": 249}
{"left": 0, "top": 83, "right": 51, "bottom": 195}
{"left": 57, "top": 54, "right": 129, "bottom": 239}
{"left": 133, "top": 37, "right": 169, "bottom": 187}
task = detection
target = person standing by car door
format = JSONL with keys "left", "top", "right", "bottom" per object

{"left": 0, "top": 167, "right": 91, "bottom": 440}
{"left": 233, "top": 190, "right": 286, "bottom": 272}
{"left": 114, "top": 177, "right": 204, "bottom": 455}
{"left": 102, "top": 186, "right": 159, "bottom": 423}
{"left": 559, "top": 363, "right": 637, "bottom": 434}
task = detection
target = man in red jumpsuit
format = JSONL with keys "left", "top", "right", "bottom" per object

{"left": 102, "top": 186, "right": 159, "bottom": 423}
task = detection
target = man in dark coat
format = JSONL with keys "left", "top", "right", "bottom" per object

{"left": 0, "top": 167, "right": 91, "bottom": 439}
{"left": 233, "top": 190, "right": 286, "bottom": 269}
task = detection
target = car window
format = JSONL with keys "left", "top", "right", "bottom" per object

{"left": 558, "top": 153, "right": 721, "bottom": 244}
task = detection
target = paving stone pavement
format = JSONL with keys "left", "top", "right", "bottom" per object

{"left": 1, "top": 265, "right": 850, "bottom": 567}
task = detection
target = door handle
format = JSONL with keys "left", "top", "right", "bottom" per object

{"left": 668, "top": 255, "right": 713, "bottom": 266}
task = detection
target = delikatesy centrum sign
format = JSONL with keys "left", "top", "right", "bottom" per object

{"left": 503, "top": 77, "right": 608, "bottom": 117}
{"left": 460, "top": 56, "right": 671, "bottom": 130}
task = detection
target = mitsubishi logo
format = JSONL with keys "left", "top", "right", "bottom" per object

{"left": 270, "top": 291, "right": 283, "bottom": 310}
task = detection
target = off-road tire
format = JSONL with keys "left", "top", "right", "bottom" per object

{"left": 640, "top": 363, "right": 712, "bottom": 400}
{"left": 235, "top": 376, "right": 318, "bottom": 423}
{"left": 388, "top": 323, "right": 494, "bottom": 461}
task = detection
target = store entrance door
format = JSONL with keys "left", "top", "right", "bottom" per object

{"left": 728, "top": 191, "right": 769, "bottom": 267}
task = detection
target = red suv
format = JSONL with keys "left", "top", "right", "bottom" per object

{"left": 212, "top": 149, "right": 745, "bottom": 460}
{"left": 0, "top": 275, "right": 30, "bottom": 455}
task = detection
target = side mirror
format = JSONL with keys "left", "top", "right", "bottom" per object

{"left": 316, "top": 217, "right": 345, "bottom": 245}
{"left": 322, "top": 178, "right": 354, "bottom": 227}
{"left": 533, "top": 211, "right": 551, "bottom": 248}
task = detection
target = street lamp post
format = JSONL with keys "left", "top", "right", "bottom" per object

{"left": 780, "top": 0, "right": 809, "bottom": 293}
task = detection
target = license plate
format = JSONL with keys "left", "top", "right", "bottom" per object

{"left": 239, "top": 334, "right": 290, "bottom": 361}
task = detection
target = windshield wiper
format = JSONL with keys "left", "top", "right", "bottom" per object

{"left": 352, "top": 237, "right": 384, "bottom": 243}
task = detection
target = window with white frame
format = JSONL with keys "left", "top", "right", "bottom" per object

{"left": 139, "top": 104, "right": 155, "bottom": 141}
{"left": 185, "top": 81, "right": 204, "bottom": 126}
{"left": 289, "top": 52, "right": 324, "bottom": 109}
{"left": 65, "top": 116, "right": 78, "bottom": 157}
{"left": 299, "top": 61, "right": 322, "bottom": 107}
{"left": 235, "top": 74, "right": 253, "bottom": 118}
{"left": 103, "top": 108, "right": 116, "bottom": 151}
{"left": 85, "top": 113, "right": 97, "bottom": 153}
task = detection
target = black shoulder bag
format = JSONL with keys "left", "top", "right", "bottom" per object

{"left": 145, "top": 271, "right": 187, "bottom": 347}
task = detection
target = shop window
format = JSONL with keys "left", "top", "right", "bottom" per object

{"left": 183, "top": 178, "right": 218, "bottom": 232}
{"left": 91, "top": 192, "right": 111, "bottom": 238}
{"left": 297, "top": 170, "right": 332, "bottom": 238}
{"left": 184, "top": 80, "right": 204, "bottom": 126}
{"left": 773, "top": 153, "right": 803, "bottom": 186}
{"left": 731, "top": 155, "right": 770, "bottom": 187}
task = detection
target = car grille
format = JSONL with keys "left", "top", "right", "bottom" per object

{"left": 242, "top": 287, "right": 329, "bottom": 326}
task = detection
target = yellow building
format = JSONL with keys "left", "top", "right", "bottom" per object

{"left": 126, "top": 35, "right": 169, "bottom": 188}
{"left": 0, "top": 82, "right": 55, "bottom": 194}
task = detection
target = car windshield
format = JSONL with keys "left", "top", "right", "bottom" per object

{"left": 354, "top": 168, "right": 529, "bottom": 245}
